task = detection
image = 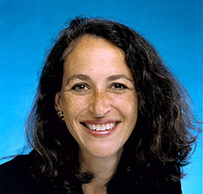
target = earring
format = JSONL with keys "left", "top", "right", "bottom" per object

{"left": 57, "top": 110, "right": 64, "bottom": 121}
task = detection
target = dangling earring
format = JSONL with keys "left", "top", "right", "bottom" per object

{"left": 57, "top": 110, "right": 64, "bottom": 121}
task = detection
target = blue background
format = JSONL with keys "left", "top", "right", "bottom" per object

{"left": 0, "top": 0, "right": 202, "bottom": 193}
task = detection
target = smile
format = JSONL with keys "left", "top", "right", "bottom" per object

{"left": 80, "top": 119, "right": 120, "bottom": 132}
{"left": 80, "top": 120, "right": 120, "bottom": 137}
{"left": 85, "top": 123, "right": 116, "bottom": 131}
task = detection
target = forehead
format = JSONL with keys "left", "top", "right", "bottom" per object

{"left": 61, "top": 35, "right": 134, "bottom": 83}
{"left": 62, "top": 35, "right": 123, "bottom": 60}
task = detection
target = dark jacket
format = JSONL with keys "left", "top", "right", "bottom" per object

{"left": 0, "top": 152, "right": 182, "bottom": 194}
{"left": 0, "top": 155, "right": 38, "bottom": 194}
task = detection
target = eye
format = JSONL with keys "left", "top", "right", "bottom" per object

{"left": 71, "top": 83, "right": 90, "bottom": 92}
{"left": 112, "top": 83, "right": 128, "bottom": 89}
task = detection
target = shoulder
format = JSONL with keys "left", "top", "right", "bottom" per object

{"left": 0, "top": 152, "right": 82, "bottom": 194}
{"left": 137, "top": 162, "right": 182, "bottom": 194}
{"left": 0, "top": 154, "right": 38, "bottom": 194}
{"left": 109, "top": 155, "right": 182, "bottom": 194}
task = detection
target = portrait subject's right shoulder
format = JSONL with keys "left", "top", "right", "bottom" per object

{"left": 0, "top": 155, "right": 38, "bottom": 194}
{"left": 0, "top": 182, "right": 12, "bottom": 194}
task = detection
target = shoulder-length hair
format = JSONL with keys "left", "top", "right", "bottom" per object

{"left": 26, "top": 16, "right": 198, "bottom": 189}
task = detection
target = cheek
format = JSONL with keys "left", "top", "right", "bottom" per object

{"left": 120, "top": 94, "right": 138, "bottom": 137}
{"left": 61, "top": 95, "right": 87, "bottom": 138}
{"left": 116, "top": 92, "right": 138, "bottom": 116}
{"left": 61, "top": 94, "right": 88, "bottom": 119}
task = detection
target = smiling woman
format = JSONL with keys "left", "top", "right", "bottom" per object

{"left": 55, "top": 35, "right": 138, "bottom": 161}
{"left": 0, "top": 17, "right": 199, "bottom": 194}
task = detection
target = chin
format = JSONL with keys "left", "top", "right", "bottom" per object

{"left": 88, "top": 146, "right": 122, "bottom": 159}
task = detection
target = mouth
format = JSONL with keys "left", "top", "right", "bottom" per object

{"left": 81, "top": 122, "right": 119, "bottom": 132}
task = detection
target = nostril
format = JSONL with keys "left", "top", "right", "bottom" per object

{"left": 87, "top": 90, "right": 111, "bottom": 117}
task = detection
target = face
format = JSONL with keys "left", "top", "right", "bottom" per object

{"left": 55, "top": 35, "right": 138, "bottom": 159}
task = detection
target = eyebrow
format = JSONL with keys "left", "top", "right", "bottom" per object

{"left": 107, "top": 74, "right": 134, "bottom": 83}
{"left": 65, "top": 74, "right": 91, "bottom": 86}
{"left": 65, "top": 74, "right": 134, "bottom": 86}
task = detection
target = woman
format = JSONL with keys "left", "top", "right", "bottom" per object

{"left": 0, "top": 17, "right": 198, "bottom": 194}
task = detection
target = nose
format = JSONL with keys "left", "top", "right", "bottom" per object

{"left": 88, "top": 89, "right": 111, "bottom": 117}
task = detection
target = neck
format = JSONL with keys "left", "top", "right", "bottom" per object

{"left": 80, "top": 148, "right": 123, "bottom": 194}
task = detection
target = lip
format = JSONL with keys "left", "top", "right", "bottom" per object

{"left": 80, "top": 119, "right": 121, "bottom": 138}
{"left": 81, "top": 119, "right": 120, "bottom": 125}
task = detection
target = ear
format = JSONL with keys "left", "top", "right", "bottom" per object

{"left": 55, "top": 92, "right": 63, "bottom": 111}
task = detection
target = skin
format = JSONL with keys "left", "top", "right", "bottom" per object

{"left": 55, "top": 35, "right": 138, "bottom": 194}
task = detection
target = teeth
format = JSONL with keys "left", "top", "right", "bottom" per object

{"left": 86, "top": 123, "right": 116, "bottom": 131}
{"left": 96, "top": 125, "right": 101, "bottom": 131}
{"left": 92, "top": 124, "right": 96, "bottom": 130}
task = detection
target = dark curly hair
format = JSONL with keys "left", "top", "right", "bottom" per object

{"left": 26, "top": 16, "right": 198, "bottom": 193}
